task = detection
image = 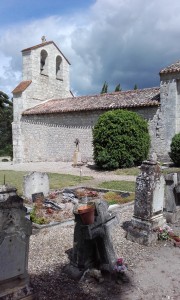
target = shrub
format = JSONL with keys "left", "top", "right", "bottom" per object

{"left": 93, "top": 109, "right": 150, "bottom": 170}
{"left": 169, "top": 133, "right": 180, "bottom": 166}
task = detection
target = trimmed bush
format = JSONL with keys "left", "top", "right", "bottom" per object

{"left": 93, "top": 109, "right": 150, "bottom": 170}
{"left": 169, "top": 133, "right": 180, "bottom": 166}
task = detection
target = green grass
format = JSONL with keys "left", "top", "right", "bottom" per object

{"left": 115, "top": 165, "right": 180, "bottom": 176}
{"left": 103, "top": 191, "right": 134, "bottom": 205}
{"left": 114, "top": 167, "right": 140, "bottom": 176}
{"left": 161, "top": 167, "right": 180, "bottom": 174}
{"left": 98, "top": 180, "right": 136, "bottom": 192}
{"left": 48, "top": 173, "right": 92, "bottom": 190}
{"left": 0, "top": 170, "right": 92, "bottom": 195}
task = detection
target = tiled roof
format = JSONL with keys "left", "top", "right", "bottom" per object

{"left": 160, "top": 61, "right": 180, "bottom": 74}
{"left": 22, "top": 41, "right": 71, "bottom": 65}
{"left": 23, "top": 87, "right": 160, "bottom": 116}
{"left": 12, "top": 81, "right": 32, "bottom": 94}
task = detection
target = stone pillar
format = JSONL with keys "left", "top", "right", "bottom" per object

{"left": 127, "top": 160, "right": 165, "bottom": 245}
{"left": 0, "top": 185, "right": 34, "bottom": 299}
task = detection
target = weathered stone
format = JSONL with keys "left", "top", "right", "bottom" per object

{"left": 127, "top": 160, "right": 165, "bottom": 245}
{"left": 73, "top": 150, "right": 82, "bottom": 166}
{"left": 70, "top": 200, "right": 118, "bottom": 274}
{"left": 164, "top": 173, "right": 177, "bottom": 213}
{"left": 0, "top": 185, "right": 33, "bottom": 299}
{"left": 164, "top": 172, "right": 180, "bottom": 222}
{"left": 23, "top": 171, "right": 49, "bottom": 200}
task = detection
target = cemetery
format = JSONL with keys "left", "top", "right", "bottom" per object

{"left": 0, "top": 158, "right": 180, "bottom": 299}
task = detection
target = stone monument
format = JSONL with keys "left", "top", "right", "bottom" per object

{"left": 67, "top": 199, "right": 118, "bottom": 279}
{"left": 73, "top": 138, "right": 82, "bottom": 166}
{"left": 23, "top": 171, "right": 49, "bottom": 200}
{"left": 0, "top": 185, "right": 34, "bottom": 299}
{"left": 164, "top": 172, "right": 180, "bottom": 223}
{"left": 127, "top": 158, "right": 165, "bottom": 245}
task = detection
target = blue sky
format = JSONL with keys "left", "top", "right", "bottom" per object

{"left": 1, "top": 0, "right": 180, "bottom": 97}
{"left": 0, "top": 0, "right": 95, "bottom": 26}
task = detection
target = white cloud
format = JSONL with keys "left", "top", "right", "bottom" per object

{"left": 1, "top": 0, "right": 180, "bottom": 96}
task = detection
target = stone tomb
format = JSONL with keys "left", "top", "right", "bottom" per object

{"left": 0, "top": 185, "right": 33, "bottom": 299}
{"left": 23, "top": 171, "right": 49, "bottom": 200}
{"left": 127, "top": 160, "right": 165, "bottom": 245}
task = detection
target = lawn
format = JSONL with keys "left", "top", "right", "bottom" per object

{"left": 114, "top": 167, "right": 140, "bottom": 176}
{"left": 98, "top": 180, "right": 136, "bottom": 192}
{"left": 0, "top": 170, "right": 92, "bottom": 195}
{"left": 115, "top": 165, "right": 180, "bottom": 176}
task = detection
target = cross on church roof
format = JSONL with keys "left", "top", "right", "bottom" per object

{"left": 41, "top": 36, "right": 46, "bottom": 43}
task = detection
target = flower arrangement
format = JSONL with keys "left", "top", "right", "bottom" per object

{"left": 155, "top": 224, "right": 180, "bottom": 244}
{"left": 113, "top": 258, "right": 127, "bottom": 273}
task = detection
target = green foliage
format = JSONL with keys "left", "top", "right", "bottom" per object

{"left": 30, "top": 207, "right": 47, "bottom": 225}
{"left": 134, "top": 84, "right": 138, "bottom": 90}
{"left": 114, "top": 84, "right": 122, "bottom": 92}
{"left": 98, "top": 180, "right": 136, "bottom": 192}
{"left": 0, "top": 91, "right": 13, "bottom": 157}
{"left": 93, "top": 109, "right": 150, "bottom": 169}
{"left": 169, "top": 133, "right": 180, "bottom": 166}
{"left": 0, "top": 91, "right": 13, "bottom": 111}
{"left": 101, "top": 81, "right": 108, "bottom": 94}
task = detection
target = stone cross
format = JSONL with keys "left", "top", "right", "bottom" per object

{"left": 41, "top": 35, "right": 46, "bottom": 43}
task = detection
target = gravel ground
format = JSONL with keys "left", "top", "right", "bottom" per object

{"left": 28, "top": 204, "right": 180, "bottom": 300}
{"left": 1, "top": 161, "right": 180, "bottom": 299}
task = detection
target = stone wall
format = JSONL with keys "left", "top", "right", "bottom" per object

{"left": 22, "top": 43, "right": 71, "bottom": 100}
{"left": 20, "top": 106, "right": 163, "bottom": 162}
{"left": 160, "top": 72, "right": 180, "bottom": 159}
{"left": 13, "top": 42, "right": 72, "bottom": 163}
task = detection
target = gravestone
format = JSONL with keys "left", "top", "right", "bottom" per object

{"left": 23, "top": 171, "right": 49, "bottom": 200}
{"left": 127, "top": 160, "right": 165, "bottom": 245}
{"left": 66, "top": 199, "right": 118, "bottom": 279}
{"left": 0, "top": 185, "right": 34, "bottom": 299}
{"left": 164, "top": 172, "right": 180, "bottom": 223}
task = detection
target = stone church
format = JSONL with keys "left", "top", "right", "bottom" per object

{"left": 12, "top": 38, "right": 180, "bottom": 163}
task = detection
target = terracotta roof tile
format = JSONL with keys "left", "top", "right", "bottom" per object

{"left": 22, "top": 41, "right": 71, "bottom": 65}
{"left": 23, "top": 87, "right": 160, "bottom": 116}
{"left": 160, "top": 61, "right": 180, "bottom": 74}
{"left": 12, "top": 80, "right": 32, "bottom": 94}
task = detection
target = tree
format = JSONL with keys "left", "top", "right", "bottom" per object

{"left": 0, "top": 91, "right": 12, "bottom": 111}
{"left": 100, "top": 81, "right": 108, "bottom": 94}
{"left": 0, "top": 91, "right": 13, "bottom": 157}
{"left": 134, "top": 84, "right": 138, "bottom": 90}
{"left": 114, "top": 84, "right": 122, "bottom": 92}
{"left": 93, "top": 109, "right": 150, "bottom": 170}
{"left": 169, "top": 133, "right": 180, "bottom": 166}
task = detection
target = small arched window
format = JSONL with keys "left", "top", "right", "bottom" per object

{"left": 56, "top": 55, "right": 63, "bottom": 80}
{"left": 40, "top": 49, "right": 48, "bottom": 76}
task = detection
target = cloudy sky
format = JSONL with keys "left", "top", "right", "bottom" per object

{"left": 1, "top": 0, "right": 180, "bottom": 97}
